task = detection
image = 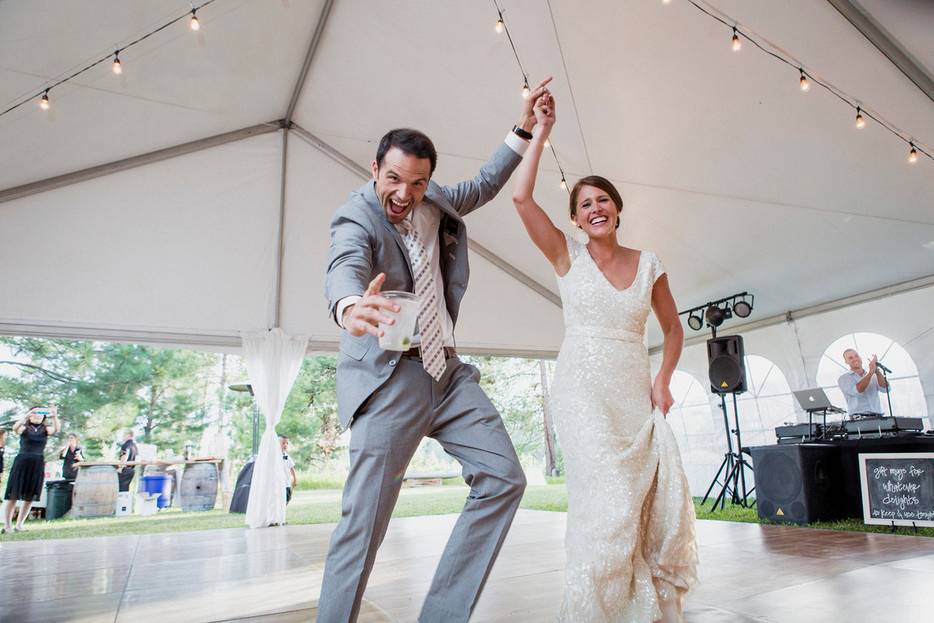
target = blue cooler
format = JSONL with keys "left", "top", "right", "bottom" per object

{"left": 141, "top": 474, "right": 172, "bottom": 509}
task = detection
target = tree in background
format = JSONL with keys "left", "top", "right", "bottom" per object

{"left": 0, "top": 337, "right": 214, "bottom": 457}
{"left": 1, "top": 337, "right": 560, "bottom": 478}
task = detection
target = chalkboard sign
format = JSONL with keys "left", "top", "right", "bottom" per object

{"left": 859, "top": 453, "right": 934, "bottom": 527}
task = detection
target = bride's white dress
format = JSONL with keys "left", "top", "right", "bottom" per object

{"left": 551, "top": 234, "right": 698, "bottom": 622}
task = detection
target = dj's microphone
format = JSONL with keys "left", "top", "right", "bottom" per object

{"left": 876, "top": 361, "right": 892, "bottom": 374}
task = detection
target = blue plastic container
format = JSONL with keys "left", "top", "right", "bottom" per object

{"left": 141, "top": 474, "right": 172, "bottom": 509}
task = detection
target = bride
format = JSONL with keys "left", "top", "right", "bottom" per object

{"left": 513, "top": 93, "right": 698, "bottom": 622}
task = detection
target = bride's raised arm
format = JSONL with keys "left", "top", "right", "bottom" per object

{"left": 511, "top": 93, "right": 570, "bottom": 275}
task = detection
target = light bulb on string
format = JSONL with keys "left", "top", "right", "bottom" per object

{"left": 112, "top": 51, "right": 123, "bottom": 75}
{"left": 39, "top": 90, "right": 50, "bottom": 111}
{"left": 495, "top": 18, "right": 504, "bottom": 34}
{"left": 799, "top": 69, "right": 809, "bottom": 92}
{"left": 731, "top": 27, "right": 741, "bottom": 51}
{"left": 521, "top": 82, "right": 530, "bottom": 99}
{"left": 544, "top": 138, "right": 551, "bottom": 149}
{"left": 855, "top": 107, "right": 865, "bottom": 129}
{"left": 190, "top": 9, "right": 200, "bottom": 31}
{"left": 908, "top": 143, "right": 918, "bottom": 164}
{"left": 662, "top": 0, "right": 672, "bottom": 4}
{"left": 559, "top": 177, "right": 568, "bottom": 191}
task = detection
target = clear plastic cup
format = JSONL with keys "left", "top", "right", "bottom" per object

{"left": 378, "top": 291, "right": 421, "bottom": 351}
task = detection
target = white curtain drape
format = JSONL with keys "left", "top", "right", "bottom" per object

{"left": 241, "top": 328, "right": 308, "bottom": 528}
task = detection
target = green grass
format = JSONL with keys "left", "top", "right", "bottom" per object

{"left": 693, "top": 496, "right": 934, "bottom": 536}
{"left": 2, "top": 484, "right": 931, "bottom": 543}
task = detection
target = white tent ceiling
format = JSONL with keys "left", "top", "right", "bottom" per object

{"left": 1, "top": 0, "right": 932, "bottom": 356}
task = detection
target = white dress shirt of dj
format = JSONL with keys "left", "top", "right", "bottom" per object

{"left": 837, "top": 348, "right": 890, "bottom": 415}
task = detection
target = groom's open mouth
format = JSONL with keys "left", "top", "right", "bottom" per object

{"left": 388, "top": 197, "right": 412, "bottom": 217}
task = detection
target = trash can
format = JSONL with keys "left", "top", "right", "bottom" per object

{"left": 45, "top": 479, "right": 74, "bottom": 520}
{"left": 141, "top": 474, "right": 172, "bottom": 509}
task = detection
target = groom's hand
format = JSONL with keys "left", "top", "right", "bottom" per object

{"left": 343, "top": 273, "right": 400, "bottom": 338}
{"left": 517, "top": 76, "right": 553, "bottom": 133}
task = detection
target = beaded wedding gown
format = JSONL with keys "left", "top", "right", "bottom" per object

{"left": 551, "top": 234, "right": 698, "bottom": 622}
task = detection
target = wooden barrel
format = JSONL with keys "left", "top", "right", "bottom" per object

{"left": 72, "top": 465, "right": 118, "bottom": 518}
{"left": 179, "top": 463, "right": 218, "bottom": 512}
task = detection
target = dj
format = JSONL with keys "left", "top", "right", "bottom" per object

{"left": 837, "top": 349, "right": 889, "bottom": 416}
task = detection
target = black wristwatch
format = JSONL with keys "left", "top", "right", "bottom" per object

{"left": 512, "top": 125, "right": 533, "bottom": 141}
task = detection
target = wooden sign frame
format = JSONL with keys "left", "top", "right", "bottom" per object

{"left": 858, "top": 452, "right": 934, "bottom": 528}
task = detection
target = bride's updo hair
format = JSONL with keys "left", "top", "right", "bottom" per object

{"left": 569, "top": 175, "right": 624, "bottom": 230}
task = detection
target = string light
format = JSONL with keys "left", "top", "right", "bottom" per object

{"left": 493, "top": 0, "right": 576, "bottom": 196}
{"left": 0, "top": 1, "right": 216, "bottom": 120}
{"left": 495, "top": 18, "right": 504, "bottom": 34}
{"left": 670, "top": 0, "right": 933, "bottom": 166}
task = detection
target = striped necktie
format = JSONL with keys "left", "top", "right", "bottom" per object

{"left": 401, "top": 219, "right": 446, "bottom": 381}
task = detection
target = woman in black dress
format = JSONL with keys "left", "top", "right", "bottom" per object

{"left": 3, "top": 406, "right": 60, "bottom": 533}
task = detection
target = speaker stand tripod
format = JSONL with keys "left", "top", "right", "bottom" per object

{"left": 701, "top": 392, "right": 755, "bottom": 512}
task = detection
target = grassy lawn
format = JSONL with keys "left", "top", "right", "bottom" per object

{"left": 2, "top": 484, "right": 931, "bottom": 542}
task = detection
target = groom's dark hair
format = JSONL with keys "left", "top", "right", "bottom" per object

{"left": 376, "top": 128, "right": 437, "bottom": 175}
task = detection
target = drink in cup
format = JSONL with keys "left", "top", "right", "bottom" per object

{"left": 379, "top": 291, "right": 421, "bottom": 351}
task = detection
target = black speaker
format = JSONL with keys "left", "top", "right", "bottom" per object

{"left": 707, "top": 335, "right": 747, "bottom": 394}
{"left": 750, "top": 444, "right": 845, "bottom": 525}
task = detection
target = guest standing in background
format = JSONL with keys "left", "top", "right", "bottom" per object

{"left": 58, "top": 433, "right": 85, "bottom": 481}
{"left": 117, "top": 430, "right": 139, "bottom": 492}
{"left": 279, "top": 435, "right": 297, "bottom": 505}
{"left": 3, "top": 406, "right": 60, "bottom": 533}
{"left": 0, "top": 429, "right": 7, "bottom": 488}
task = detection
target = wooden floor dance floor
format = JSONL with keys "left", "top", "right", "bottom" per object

{"left": 1, "top": 509, "right": 932, "bottom": 622}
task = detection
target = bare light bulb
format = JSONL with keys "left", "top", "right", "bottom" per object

{"left": 521, "top": 84, "right": 530, "bottom": 99}
{"left": 799, "top": 70, "right": 809, "bottom": 92}
{"left": 908, "top": 144, "right": 918, "bottom": 164}
{"left": 663, "top": 0, "right": 672, "bottom": 4}
{"left": 112, "top": 53, "right": 123, "bottom": 75}
{"left": 39, "top": 91, "right": 50, "bottom": 111}
{"left": 495, "top": 19, "right": 504, "bottom": 34}
{"left": 190, "top": 10, "right": 200, "bottom": 31}
{"left": 559, "top": 178, "right": 568, "bottom": 191}
{"left": 731, "top": 28, "right": 741, "bottom": 51}
{"left": 855, "top": 107, "right": 865, "bottom": 129}
{"left": 544, "top": 138, "right": 551, "bottom": 149}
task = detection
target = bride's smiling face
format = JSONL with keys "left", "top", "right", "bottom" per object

{"left": 573, "top": 185, "right": 619, "bottom": 238}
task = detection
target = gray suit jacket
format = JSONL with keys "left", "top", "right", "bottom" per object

{"left": 325, "top": 142, "right": 521, "bottom": 428}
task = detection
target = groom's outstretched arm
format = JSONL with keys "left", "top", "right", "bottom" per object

{"left": 325, "top": 208, "right": 373, "bottom": 321}
{"left": 442, "top": 77, "right": 551, "bottom": 217}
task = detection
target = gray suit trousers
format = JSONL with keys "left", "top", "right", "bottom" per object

{"left": 316, "top": 356, "right": 527, "bottom": 622}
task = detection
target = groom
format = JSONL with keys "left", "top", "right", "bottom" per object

{"left": 318, "top": 79, "right": 551, "bottom": 622}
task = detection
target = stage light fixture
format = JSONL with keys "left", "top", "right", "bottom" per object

{"left": 687, "top": 313, "right": 703, "bottom": 331}
{"left": 705, "top": 305, "right": 725, "bottom": 327}
{"left": 733, "top": 298, "right": 753, "bottom": 318}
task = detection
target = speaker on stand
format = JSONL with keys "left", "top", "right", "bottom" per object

{"left": 701, "top": 335, "right": 756, "bottom": 511}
